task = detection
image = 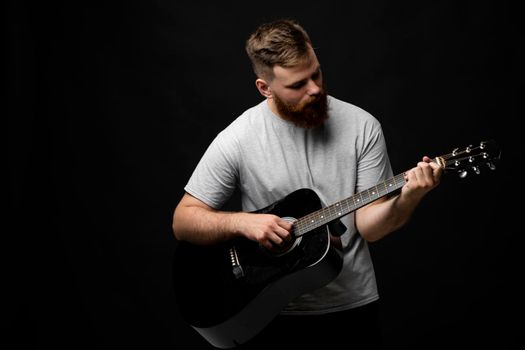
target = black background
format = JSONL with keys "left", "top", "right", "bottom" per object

{"left": 6, "top": 0, "right": 522, "bottom": 349}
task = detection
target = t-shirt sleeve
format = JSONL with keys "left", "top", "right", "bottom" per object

{"left": 355, "top": 118, "right": 393, "bottom": 192}
{"left": 184, "top": 129, "right": 239, "bottom": 209}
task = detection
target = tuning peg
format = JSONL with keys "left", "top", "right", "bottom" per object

{"left": 472, "top": 166, "right": 480, "bottom": 175}
{"left": 459, "top": 170, "right": 468, "bottom": 178}
{"left": 487, "top": 162, "right": 496, "bottom": 170}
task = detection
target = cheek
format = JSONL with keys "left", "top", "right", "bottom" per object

{"left": 272, "top": 85, "right": 307, "bottom": 105}
{"left": 283, "top": 91, "right": 306, "bottom": 105}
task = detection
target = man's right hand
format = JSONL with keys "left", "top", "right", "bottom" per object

{"left": 231, "top": 213, "right": 293, "bottom": 249}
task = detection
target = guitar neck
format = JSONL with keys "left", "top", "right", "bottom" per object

{"left": 293, "top": 173, "right": 406, "bottom": 237}
{"left": 292, "top": 139, "right": 501, "bottom": 237}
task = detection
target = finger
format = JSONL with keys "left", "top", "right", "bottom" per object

{"left": 263, "top": 240, "right": 274, "bottom": 250}
{"left": 269, "top": 233, "right": 284, "bottom": 246}
{"left": 274, "top": 224, "right": 292, "bottom": 241}
{"left": 422, "top": 156, "right": 443, "bottom": 179}
{"left": 428, "top": 161, "right": 441, "bottom": 171}
{"left": 404, "top": 167, "right": 416, "bottom": 182}
{"left": 411, "top": 167, "right": 425, "bottom": 186}
{"left": 429, "top": 162, "right": 441, "bottom": 179}
{"left": 278, "top": 219, "right": 293, "bottom": 231}
{"left": 417, "top": 161, "right": 434, "bottom": 180}
{"left": 413, "top": 165, "right": 433, "bottom": 187}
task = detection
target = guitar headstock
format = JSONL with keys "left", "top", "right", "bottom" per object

{"left": 435, "top": 140, "right": 501, "bottom": 178}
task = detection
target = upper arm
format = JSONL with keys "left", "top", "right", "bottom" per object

{"left": 355, "top": 121, "right": 393, "bottom": 193}
{"left": 176, "top": 192, "right": 216, "bottom": 212}
{"left": 184, "top": 129, "right": 240, "bottom": 209}
{"left": 172, "top": 192, "right": 217, "bottom": 239}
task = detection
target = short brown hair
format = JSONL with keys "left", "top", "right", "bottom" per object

{"left": 245, "top": 19, "right": 312, "bottom": 80}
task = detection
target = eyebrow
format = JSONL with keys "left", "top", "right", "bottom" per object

{"left": 284, "top": 65, "right": 322, "bottom": 88}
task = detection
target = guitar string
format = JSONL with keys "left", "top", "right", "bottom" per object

{"left": 293, "top": 145, "right": 494, "bottom": 236}
{"left": 293, "top": 173, "right": 406, "bottom": 236}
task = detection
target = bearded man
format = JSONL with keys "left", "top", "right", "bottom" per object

{"left": 172, "top": 19, "right": 442, "bottom": 350}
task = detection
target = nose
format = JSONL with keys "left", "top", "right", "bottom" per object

{"left": 306, "top": 79, "right": 321, "bottom": 96}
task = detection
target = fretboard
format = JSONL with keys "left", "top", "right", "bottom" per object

{"left": 293, "top": 173, "right": 407, "bottom": 237}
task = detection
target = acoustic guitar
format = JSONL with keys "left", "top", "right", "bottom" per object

{"left": 173, "top": 140, "right": 500, "bottom": 348}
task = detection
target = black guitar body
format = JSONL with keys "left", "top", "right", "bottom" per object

{"left": 173, "top": 188, "right": 344, "bottom": 348}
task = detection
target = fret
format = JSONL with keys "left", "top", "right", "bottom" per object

{"left": 368, "top": 186, "right": 378, "bottom": 200}
{"left": 342, "top": 197, "right": 353, "bottom": 213}
{"left": 377, "top": 183, "right": 384, "bottom": 195}
{"left": 356, "top": 193, "right": 363, "bottom": 205}
{"left": 360, "top": 191, "right": 368, "bottom": 203}
{"left": 293, "top": 173, "right": 407, "bottom": 238}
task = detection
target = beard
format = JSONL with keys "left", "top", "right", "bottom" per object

{"left": 273, "top": 84, "right": 329, "bottom": 129}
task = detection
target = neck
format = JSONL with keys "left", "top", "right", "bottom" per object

{"left": 266, "top": 98, "right": 283, "bottom": 120}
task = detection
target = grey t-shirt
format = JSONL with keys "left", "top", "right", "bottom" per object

{"left": 185, "top": 95, "right": 393, "bottom": 314}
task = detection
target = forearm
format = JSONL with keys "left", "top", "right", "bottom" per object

{"left": 173, "top": 205, "right": 242, "bottom": 244}
{"left": 357, "top": 157, "right": 443, "bottom": 242}
{"left": 173, "top": 203, "right": 293, "bottom": 248}
{"left": 356, "top": 192, "right": 423, "bottom": 242}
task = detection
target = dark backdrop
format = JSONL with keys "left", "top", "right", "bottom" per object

{"left": 6, "top": 1, "right": 522, "bottom": 349}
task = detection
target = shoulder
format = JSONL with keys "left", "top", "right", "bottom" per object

{"left": 221, "top": 101, "right": 266, "bottom": 133}
{"left": 327, "top": 96, "right": 383, "bottom": 132}
{"left": 216, "top": 100, "right": 268, "bottom": 145}
{"left": 202, "top": 101, "right": 267, "bottom": 161}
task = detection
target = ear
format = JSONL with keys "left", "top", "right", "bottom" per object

{"left": 255, "top": 78, "right": 272, "bottom": 98}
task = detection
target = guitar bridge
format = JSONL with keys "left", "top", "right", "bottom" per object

{"left": 229, "top": 246, "right": 244, "bottom": 279}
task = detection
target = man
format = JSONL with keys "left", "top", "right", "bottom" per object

{"left": 173, "top": 19, "right": 442, "bottom": 349}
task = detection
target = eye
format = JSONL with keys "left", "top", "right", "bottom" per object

{"left": 289, "top": 81, "right": 306, "bottom": 90}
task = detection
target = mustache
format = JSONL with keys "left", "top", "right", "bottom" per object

{"left": 298, "top": 90, "right": 326, "bottom": 110}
